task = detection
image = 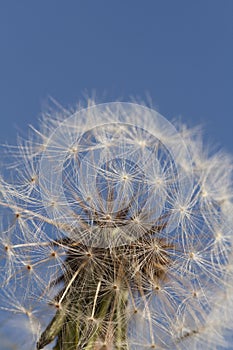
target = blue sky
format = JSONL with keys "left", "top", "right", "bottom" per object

{"left": 0, "top": 1, "right": 232, "bottom": 153}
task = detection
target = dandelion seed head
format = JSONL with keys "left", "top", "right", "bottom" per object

{"left": 0, "top": 99, "right": 232, "bottom": 349}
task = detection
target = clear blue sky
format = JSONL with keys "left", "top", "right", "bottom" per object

{"left": 0, "top": 1, "right": 232, "bottom": 153}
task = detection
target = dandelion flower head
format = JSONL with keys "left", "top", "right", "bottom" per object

{"left": 0, "top": 101, "right": 232, "bottom": 349}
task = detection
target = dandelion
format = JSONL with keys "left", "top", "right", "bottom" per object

{"left": 0, "top": 100, "right": 233, "bottom": 349}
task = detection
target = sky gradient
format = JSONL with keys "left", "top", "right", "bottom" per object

{"left": 0, "top": 1, "right": 232, "bottom": 153}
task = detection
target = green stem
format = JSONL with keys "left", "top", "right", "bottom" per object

{"left": 50, "top": 289, "right": 128, "bottom": 349}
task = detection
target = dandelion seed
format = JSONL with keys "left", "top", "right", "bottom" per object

{"left": 0, "top": 100, "right": 232, "bottom": 349}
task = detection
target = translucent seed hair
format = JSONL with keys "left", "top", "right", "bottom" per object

{"left": 0, "top": 100, "right": 232, "bottom": 350}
